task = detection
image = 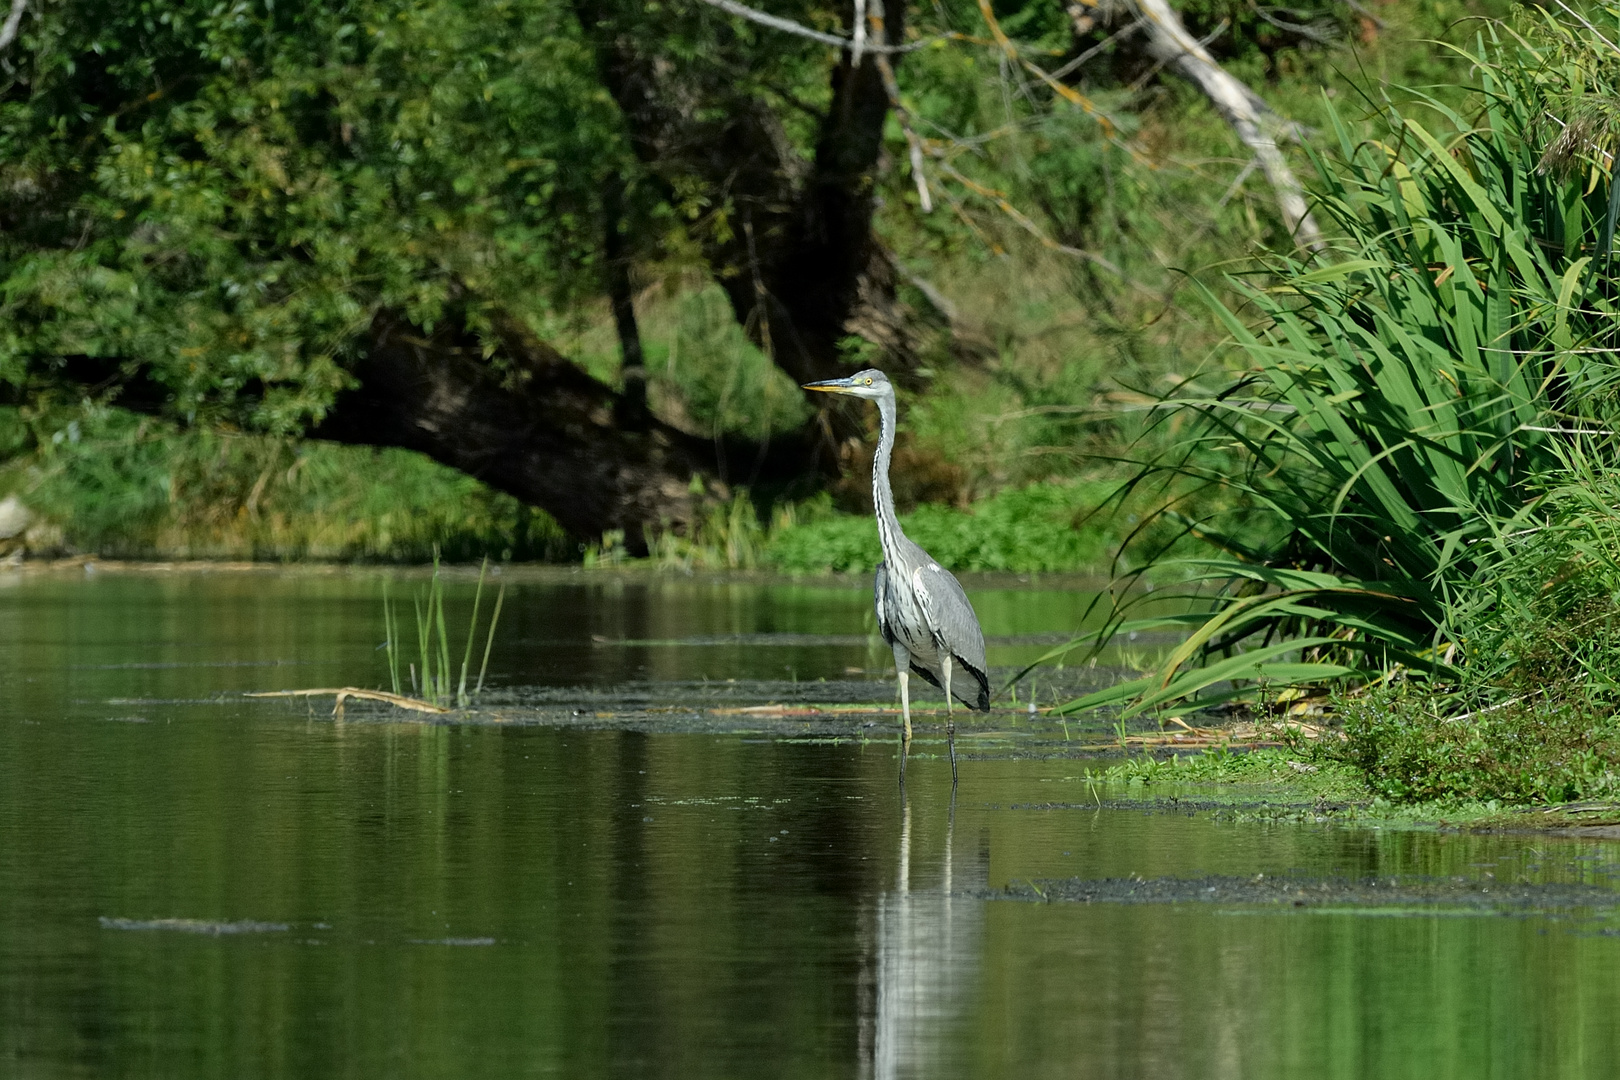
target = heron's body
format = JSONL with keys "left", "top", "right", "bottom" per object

{"left": 874, "top": 547, "right": 989, "bottom": 711}
{"left": 803, "top": 368, "right": 989, "bottom": 782}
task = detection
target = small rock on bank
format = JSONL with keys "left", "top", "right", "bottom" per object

{"left": 0, "top": 495, "right": 30, "bottom": 540}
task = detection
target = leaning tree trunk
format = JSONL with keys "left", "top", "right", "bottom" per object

{"left": 28, "top": 307, "right": 815, "bottom": 552}
{"left": 310, "top": 309, "right": 816, "bottom": 550}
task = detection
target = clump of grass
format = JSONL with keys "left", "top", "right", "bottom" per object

{"left": 1095, "top": 745, "right": 1368, "bottom": 797}
{"left": 1325, "top": 684, "right": 1620, "bottom": 804}
{"left": 383, "top": 554, "right": 506, "bottom": 707}
{"left": 1322, "top": 452, "right": 1620, "bottom": 804}
{"left": 647, "top": 492, "right": 773, "bottom": 570}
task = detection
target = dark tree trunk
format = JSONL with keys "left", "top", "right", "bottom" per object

{"left": 604, "top": 173, "right": 649, "bottom": 431}
{"left": 309, "top": 310, "right": 814, "bottom": 551}
{"left": 572, "top": 0, "right": 923, "bottom": 393}
{"left": 28, "top": 307, "right": 821, "bottom": 548}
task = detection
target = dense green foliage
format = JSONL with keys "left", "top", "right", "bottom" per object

{"left": 1, "top": 406, "right": 567, "bottom": 561}
{"left": 1330, "top": 684, "right": 1620, "bottom": 803}
{"left": 0, "top": 0, "right": 1507, "bottom": 567}
{"left": 1, "top": 0, "right": 626, "bottom": 430}
{"left": 1046, "top": 4, "right": 1620, "bottom": 805}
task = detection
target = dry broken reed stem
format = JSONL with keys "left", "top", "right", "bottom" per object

{"left": 246, "top": 688, "right": 451, "bottom": 717}
{"left": 1120, "top": 715, "right": 1332, "bottom": 747}
{"left": 977, "top": 0, "right": 1151, "bottom": 165}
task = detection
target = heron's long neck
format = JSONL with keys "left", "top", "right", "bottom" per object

{"left": 873, "top": 394, "right": 907, "bottom": 559}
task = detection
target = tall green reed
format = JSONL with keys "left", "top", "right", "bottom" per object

{"left": 383, "top": 552, "right": 507, "bottom": 707}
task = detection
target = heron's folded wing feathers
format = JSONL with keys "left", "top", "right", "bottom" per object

{"left": 915, "top": 561, "right": 991, "bottom": 711}
{"left": 909, "top": 663, "right": 943, "bottom": 691}
{"left": 873, "top": 562, "right": 896, "bottom": 646}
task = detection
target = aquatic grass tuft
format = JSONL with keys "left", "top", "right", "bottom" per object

{"left": 383, "top": 582, "right": 403, "bottom": 696}
{"left": 385, "top": 551, "right": 506, "bottom": 708}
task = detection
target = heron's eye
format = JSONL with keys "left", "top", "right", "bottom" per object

{"left": 864, "top": 377, "right": 873, "bottom": 385}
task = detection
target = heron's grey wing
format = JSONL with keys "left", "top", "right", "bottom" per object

{"left": 915, "top": 561, "right": 990, "bottom": 710}
{"left": 908, "top": 661, "right": 944, "bottom": 691}
{"left": 880, "top": 559, "right": 946, "bottom": 690}
{"left": 873, "top": 561, "right": 896, "bottom": 646}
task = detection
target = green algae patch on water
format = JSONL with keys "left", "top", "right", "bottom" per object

{"left": 1083, "top": 745, "right": 1620, "bottom": 833}
{"left": 1092, "top": 747, "right": 1372, "bottom": 802}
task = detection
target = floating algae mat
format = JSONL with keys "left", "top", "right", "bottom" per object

{"left": 6, "top": 565, "right": 1620, "bottom": 1077}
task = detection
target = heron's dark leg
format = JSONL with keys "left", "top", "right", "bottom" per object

{"left": 897, "top": 668, "right": 912, "bottom": 784}
{"left": 892, "top": 643, "right": 914, "bottom": 784}
{"left": 942, "top": 655, "right": 958, "bottom": 786}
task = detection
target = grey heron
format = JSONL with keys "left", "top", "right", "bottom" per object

{"left": 803, "top": 369, "right": 989, "bottom": 783}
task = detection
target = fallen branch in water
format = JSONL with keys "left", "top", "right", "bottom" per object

{"left": 245, "top": 687, "right": 451, "bottom": 717}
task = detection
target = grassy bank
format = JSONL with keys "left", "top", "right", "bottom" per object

{"left": 0, "top": 407, "right": 571, "bottom": 563}
{"left": 0, "top": 406, "right": 1156, "bottom": 571}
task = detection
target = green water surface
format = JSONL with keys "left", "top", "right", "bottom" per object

{"left": 2, "top": 567, "right": 1619, "bottom": 1078}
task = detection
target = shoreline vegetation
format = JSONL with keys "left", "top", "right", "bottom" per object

{"left": 0, "top": 432, "right": 1168, "bottom": 574}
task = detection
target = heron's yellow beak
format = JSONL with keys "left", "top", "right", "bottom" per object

{"left": 802, "top": 377, "right": 858, "bottom": 395}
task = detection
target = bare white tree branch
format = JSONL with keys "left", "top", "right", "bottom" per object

{"left": 695, "top": 0, "right": 923, "bottom": 54}
{"left": 865, "top": 0, "right": 931, "bottom": 211}
{"left": 0, "top": 0, "right": 29, "bottom": 54}
{"left": 1119, "top": 0, "right": 1324, "bottom": 251}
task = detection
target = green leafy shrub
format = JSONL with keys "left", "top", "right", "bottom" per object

{"left": 1331, "top": 684, "right": 1620, "bottom": 804}
{"left": 765, "top": 480, "right": 1127, "bottom": 574}
{"left": 1316, "top": 450, "right": 1620, "bottom": 804}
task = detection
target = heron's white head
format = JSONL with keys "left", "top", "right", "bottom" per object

{"left": 801, "top": 368, "right": 892, "bottom": 400}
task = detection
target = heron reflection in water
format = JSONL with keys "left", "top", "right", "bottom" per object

{"left": 862, "top": 791, "right": 983, "bottom": 1078}
{"left": 802, "top": 369, "right": 990, "bottom": 783}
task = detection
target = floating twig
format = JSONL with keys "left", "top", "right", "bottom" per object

{"left": 245, "top": 688, "right": 451, "bottom": 718}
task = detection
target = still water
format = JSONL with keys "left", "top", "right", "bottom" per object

{"left": 4, "top": 566, "right": 1620, "bottom": 1078}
